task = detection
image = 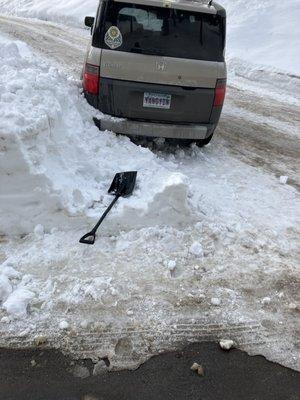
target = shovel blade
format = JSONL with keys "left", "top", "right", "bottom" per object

{"left": 108, "top": 171, "right": 137, "bottom": 197}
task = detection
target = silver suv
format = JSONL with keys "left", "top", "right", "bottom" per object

{"left": 83, "top": 0, "right": 226, "bottom": 146}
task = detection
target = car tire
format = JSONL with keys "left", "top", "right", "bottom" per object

{"left": 195, "top": 133, "right": 214, "bottom": 147}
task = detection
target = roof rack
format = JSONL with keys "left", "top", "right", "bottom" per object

{"left": 185, "top": 0, "right": 214, "bottom": 5}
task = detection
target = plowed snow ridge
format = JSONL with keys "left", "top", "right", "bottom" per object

{"left": 1, "top": 0, "right": 299, "bottom": 74}
{"left": 0, "top": 38, "right": 193, "bottom": 235}
{"left": 0, "top": 14, "right": 299, "bottom": 373}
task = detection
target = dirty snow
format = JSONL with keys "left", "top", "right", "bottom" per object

{"left": 1, "top": 0, "right": 299, "bottom": 75}
{"left": 0, "top": 35, "right": 192, "bottom": 235}
{"left": 219, "top": 339, "right": 234, "bottom": 350}
{"left": 0, "top": 2, "right": 299, "bottom": 373}
{"left": 0, "top": 35, "right": 299, "bottom": 369}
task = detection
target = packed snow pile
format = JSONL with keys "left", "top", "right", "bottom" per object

{"left": 0, "top": 34, "right": 192, "bottom": 236}
{"left": 0, "top": 4, "right": 299, "bottom": 374}
{"left": 0, "top": 0, "right": 299, "bottom": 75}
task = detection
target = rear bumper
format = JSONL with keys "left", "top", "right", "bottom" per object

{"left": 95, "top": 117, "right": 215, "bottom": 140}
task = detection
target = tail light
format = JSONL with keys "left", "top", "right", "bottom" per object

{"left": 214, "top": 79, "right": 226, "bottom": 107}
{"left": 83, "top": 63, "right": 99, "bottom": 95}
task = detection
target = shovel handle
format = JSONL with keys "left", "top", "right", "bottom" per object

{"left": 79, "top": 232, "right": 96, "bottom": 245}
{"left": 79, "top": 195, "right": 120, "bottom": 245}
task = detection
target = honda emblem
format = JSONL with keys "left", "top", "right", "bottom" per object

{"left": 156, "top": 61, "right": 167, "bottom": 71}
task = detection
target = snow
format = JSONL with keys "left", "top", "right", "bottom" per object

{"left": 80, "top": 320, "right": 89, "bottom": 329}
{"left": 0, "top": 0, "right": 97, "bottom": 27}
{"left": 59, "top": 320, "right": 70, "bottom": 330}
{"left": 288, "top": 303, "right": 298, "bottom": 311}
{"left": 0, "top": 29, "right": 298, "bottom": 366}
{"left": 279, "top": 176, "right": 289, "bottom": 185}
{"left": 34, "top": 224, "right": 45, "bottom": 239}
{"left": 189, "top": 242, "right": 203, "bottom": 257}
{"left": 262, "top": 297, "right": 271, "bottom": 306}
{"left": 0, "top": 34, "right": 193, "bottom": 236}
{"left": 211, "top": 298, "right": 221, "bottom": 307}
{"left": 219, "top": 339, "right": 234, "bottom": 350}
{"left": 0, "top": 3, "right": 299, "bottom": 373}
{"left": 3, "top": 287, "right": 35, "bottom": 318}
{"left": 0, "top": 0, "right": 299, "bottom": 75}
{"left": 167, "top": 260, "right": 176, "bottom": 271}
{"left": 222, "top": 0, "right": 300, "bottom": 75}
{"left": 0, "top": 275, "right": 12, "bottom": 303}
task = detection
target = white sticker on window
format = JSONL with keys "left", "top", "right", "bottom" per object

{"left": 104, "top": 26, "right": 123, "bottom": 50}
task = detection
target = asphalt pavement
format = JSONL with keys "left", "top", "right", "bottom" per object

{"left": 0, "top": 342, "right": 299, "bottom": 400}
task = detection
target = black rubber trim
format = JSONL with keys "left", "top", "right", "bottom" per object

{"left": 84, "top": 92, "right": 98, "bottom": 108}
{"left": 92, "top": 0, "right": 110, "bottom": 48}
{"left": 214, "top": 2, "right": 226, "bottom": 18}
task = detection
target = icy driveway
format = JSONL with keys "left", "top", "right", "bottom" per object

{"left": 0, "top": 16, "right": 299, "bottom": 371}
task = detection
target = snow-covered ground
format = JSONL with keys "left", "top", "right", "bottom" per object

{"left": 1, "top": 0, "right": 299, "bottom": 74}
{"left": 222, "top": 0, "right": 300, "bottom": 75}
{"left": 0, "top": 1, "right": 299, "bottom": 372}
{"left": 0, "top": 0, "right": 97, "bottom": 28}
{"left": 0, "top": 33, "right": 191, "bottom": 236}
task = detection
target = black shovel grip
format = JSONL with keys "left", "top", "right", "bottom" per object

{"left": 79, "top": 196, "right": 120, "bottom": 245}
{"left": 79, "top": 171, "right": 137, "bottom": 246}
{"left": 79, "top": 232, "right": 96, "bottom": 245}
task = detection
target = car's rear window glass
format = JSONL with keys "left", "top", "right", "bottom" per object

{"left": 101, "top": 1, "right": 225, "bottom": 62}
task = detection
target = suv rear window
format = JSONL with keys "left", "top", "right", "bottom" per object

{"left": 98, "top": 1, "right": 225, "bottom": 62}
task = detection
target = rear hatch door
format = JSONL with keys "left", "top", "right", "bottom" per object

{"left": 98, "top": 1, "right": 226, "bottom": 123}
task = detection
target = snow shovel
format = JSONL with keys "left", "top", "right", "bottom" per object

{"left": 79, "top": 171, "right": 137, "bottom": 245}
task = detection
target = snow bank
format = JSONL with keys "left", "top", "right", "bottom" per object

{"left": 222, "top": 0, "right": 300, "bottom": 75}
{"left": 0, "top": 35, "right": 192, "bottom": 236}
{"left": 0, "top": 7, "right": 299, "bottom": 372}
{"left": 0, "top": 0, "right": 97, "bottom": 27}
{"left": 227, "top": 58, "right": 300, "bottom": 106}
{"left": 0, "top": 0, "right": 299, "bottom": 75}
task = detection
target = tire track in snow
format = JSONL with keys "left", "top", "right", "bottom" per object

{"left": 0, "top": 14, "right": 299, "bottom": 372}
{"left": 1, "top": 14, "right": 298, "bottom": 236}
{"left": 1, "top": 14, "right": 298, "bottom": 190}
{"left": 0, "top": 320, "right": 289, "bottom": 370}
{"left": 0, "top": 14, "right": 88, "bottom": 74}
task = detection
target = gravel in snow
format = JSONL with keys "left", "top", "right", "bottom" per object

{"left": 0, "top": 21, "right": 299, "bottom": 372}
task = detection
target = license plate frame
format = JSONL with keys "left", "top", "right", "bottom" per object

{"left": 143, "top": 92, "right": 171, "bottom": 109}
